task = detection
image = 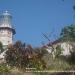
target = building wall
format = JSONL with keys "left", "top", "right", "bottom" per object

{"left": 0, "top": 29, "right": 13, "bottom": 45}
{"left": 60, "top": 42, "right": 72, "bottom": 56}
{"left": 46, "top": 42, "right": 73, "bottom": 56}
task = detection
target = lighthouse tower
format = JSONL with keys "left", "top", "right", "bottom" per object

{"left": 0, "top": 11, "right": 16, "bottom": 47}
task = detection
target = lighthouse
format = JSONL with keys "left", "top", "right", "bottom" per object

{"left": 0, "top": 11, "right": 16, "bottom": 47}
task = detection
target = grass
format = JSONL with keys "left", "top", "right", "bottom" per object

{"left": 0, "top": 64, "right": 75, "bottom": 75}
{"left": 0, "top": 54, "right": 75, "bottom": 75}
{"left": 42, "top": 54, "right": 74, "bottom": 71}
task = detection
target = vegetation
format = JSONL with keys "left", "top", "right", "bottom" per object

{"left": 0, "top": 64, "right": 10, "bottom": 75}
{"left": 54, "top": 45, "right": 63, "bottom": 58}
{"left": 68, "top": 44, "right": 75, "bottom": 66}
{"left": 60, "top": 24, "right": 75, "bottom": 42}
{"left": 42, "top": 24, "right": 75, "bottom": 71}
{"left": 60, "top": 24, "right": 75, "bottom": 66}
{"left": 0, "top": 24, "right": 75, "bottom": 74}
{"left": 5, "top": 41, "right": 46, "bottom": 70}
{"left": 0, "top": 42, "right": 4, "bottom": 53}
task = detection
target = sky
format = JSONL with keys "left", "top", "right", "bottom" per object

{"left": 0, "top": 0, "right": 75, "bottom": 47}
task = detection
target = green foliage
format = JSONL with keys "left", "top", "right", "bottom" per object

{"left": 60, "top": 24, "right": 75, "bottom": 69}
{"left": 0, "top": 64, "right": 10, "bottom": 74}
{"left": 5, "top": 41, "right": 25, "bottom": 67}
{"left": 68, "top": 44, "right": 75, "bottom": 66}
{"left": 47, "top": 58, "right": 71, "bottom": 71}
{"left": 5, "top": 41, "right": 46, "bottom": 70}
{"left": 0, "top": 42, "right": 4, "bottom": 53}
{"left": 60, "top": 24, "right": 75, "bottom": 42}
{"left": 54, "top": 45, "right": 63, "bottom": 58}
{"left": 35, "top": 72, "right": 47, "bottom": 75}
{"left": 34, "top": 47, "right": 48, "bottom": 57}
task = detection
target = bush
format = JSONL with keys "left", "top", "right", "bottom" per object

{"left": 5, "top": 41, "right": 46, "bottom": 70}
{"left": 0, "top": 64, "right": 10, "bottom": 75}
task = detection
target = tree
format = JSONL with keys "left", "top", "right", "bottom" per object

{"left": 5, "top": 41, "right": 46, "bottom": 70}
{"left": 60, "top": 25, "right": 75, "bottom": 67}
{"left": 5, "top": 41, "right": 26, "bottom": 67}
{"left": 34, "top": 47, "right": 48, "bottom": 57}
{"left": 60, "top": 24, "right": 75, "bottom": 42}
{"left": 69, "top": 45, "right": 75, "bottom": 64}
{"left": 54, "top": 45, "right": 63, "bottom": 58}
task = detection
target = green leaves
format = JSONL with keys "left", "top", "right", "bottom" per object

{"left": 60, "top": 24, "right": 75, "bottom": 42}
{"left": 54, "top": 45, "right": 63, "bottom": 58}
{"left": 5, "top": 41, "right": 46, "bottom": 70}
{"left": 0, "top": 42, "right": 4, "bottom": 53}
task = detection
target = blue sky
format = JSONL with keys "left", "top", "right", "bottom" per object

{"left": 0, "top": 0, "right": 75, "bottom": 47}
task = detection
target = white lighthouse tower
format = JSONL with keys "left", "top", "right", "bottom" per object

{"left": 0, "top": 11, "right": 16, "bottom": 47}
